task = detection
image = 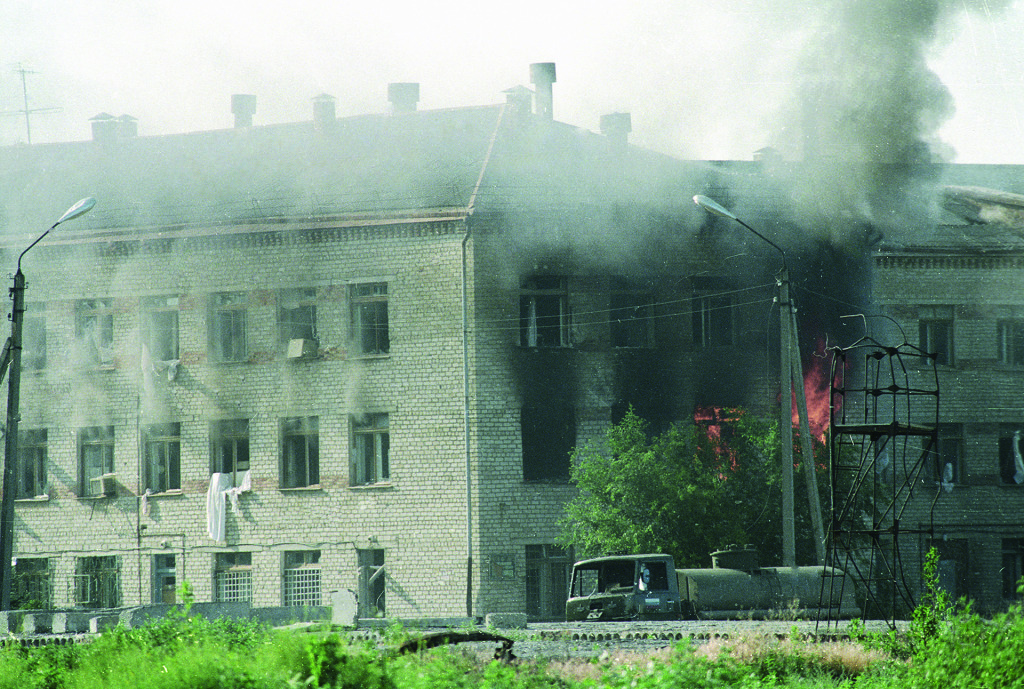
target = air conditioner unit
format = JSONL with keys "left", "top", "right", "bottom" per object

{"left": 287, "top": 338, "right": 318, "bottom": 359}
{"left": 89, "top": 473, "right": 117, "bottom": 497}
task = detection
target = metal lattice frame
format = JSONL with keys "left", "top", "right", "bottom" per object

{"left": 824, "top": 337, "right": 941, "bottom": 627}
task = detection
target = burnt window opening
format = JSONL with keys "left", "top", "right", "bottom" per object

{"left": 279, "top": 288, "right": 317, "bottom": 344}
{"left": 143, "top": 422, "right": 181, "bottom": 493}
{"left": 350, "top": 283, "right": 389, "bottom": 355}
{"left": 357, "top": 548, "right": 386, "bottom": 617}
{"left": 215, "top": 552, "right": 252, "bottom": 603}
{"left": 930, "top": 424, "right": 963, "bottom": 485}
{"left": 12, "top": 557, "right": 51, "bottom": 609}
{"left": 281, "top": 416, "right": 319, "bottom": 488}
{"left": 22, "top": 308, "right": 46, "bottom": 370}
{"left": 152, "top": 554, "right": 176, "bottom": 604}
{"left": 210, "top": 292, "right": 247, "bottom": 362}
{"left": 18, "top": 429, "right": 47, "bottom": 499}
{"left": 610, "top": 278, "right": 654, "bottom": 348}
{"left": 284, "top": 550, "right": 321, "bottom": 607}
{"left": 211, "top": 419, "right": 250, "bottom": 485}
{"left": 998, "top": 319, "right": 1024, "bottom": 366}
{"left": 1002, "top": 538, "right": 1024, "bottom": 599}
{"left": 919, "top": 306, "right": 953, "bottom": 366}
{"left": 525, "top": 544, "right": 573, "bottom": 621}
{"left": 692, "top": 294, "right": 734, "bottom": 347}
{"left": 74, "top": 555, "right": 120, "bottom": 609}
{"left": 79, "top": 426, "right": 115, "bottom": 497}
{"left": 142, "top": 295, "right": 180, "bottom": 362}
{"left": 521, "top": 404, "right": 575, "bottom": 482}
{"left": 351, "top": 413, "right": 389, "bottom": 486}
{"left": 520, "top": 276, "right": 569, "bottom": 348}
{"left": 998, "top": 427, "right": 1024, "bottom": 485}
{"left": 76, "top": 298, "right": 114, "bottom": 366}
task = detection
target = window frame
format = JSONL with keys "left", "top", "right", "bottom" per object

{"left": 76, "top": 298, "right": 115, "bottom": 366}
{"left": 519, "top": 276, "right": 569, "bottom": 348}
{"left": 1002, "top": 538, "right": 1024, "bottom": 599}
{"left": 73, "top": 555, "right": 120, "bottom": 609}
{"left": 152, "top": 554, "right": 176, "bottom": 604}
{"left": 12, "top": 557, "right": 51, "bottom": 610}
{"left": 350, "top": 413, "right": 390, "bottom": 486}
{"left": 211, "top": 419, "right": 250, "bottom": 485}
{"left": 279, "top": 288, "right": 317, "bottom": 344}
{"left": 998, "top": 319, "right": 1024, "bottom": 366}
{"left": 209, "top": 292, "right": 248, "bottom": 363}
{"left": 18, "top": 428, "right": 47, "bottom": 499}
{"left": 142, "top": 295, "right": 181, "bottom": 362}
{"left": 521, "top": 404, "right": 575, "bottom": 482}
{"left": 609, "top": 278, "right": 654, "bottom": 348}
{"left": 142, "top": 422, "right": 181, "bottom": 493}
{"left": 280, "top": 416, "right": 320, "bottom": 489}
{"left": 919, "top": 306, "right": 954, "bottom": 366}
{"left": 283, "top": 550, "right": 321, "bottom": 607}
{"left": 692, "top": 293, "right": 734, "bottom": 348}
{"left": 350, "top": 282, "right": 390, "bottom": 355}
{"left": 215, "top": 551, "right": 253, "bottom": 603}
{"left": 999, "top": 427, "right": 1024, "bottom": 485}
{"left": 79, "top": 426, "right": 115, "bottom": 497}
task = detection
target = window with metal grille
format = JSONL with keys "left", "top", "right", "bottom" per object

{"left": 143, "top": 423, "right": 180, "bottom": 493}
{"left": 279, "top": 288, "right": 317, "bottom": 343}
{"left": 79, "top": 426, "right": 115, "bottom": 497}
{"left": 142, "top": 295, "right": 180, "bottom": 361}
{"left": 350, "top": 283, "right": 389, "bottom": 355}
{"left": 211, "top": 419, "right": 250, "bottom": 485}
{"left": 284, "top": 550, "right": 321, "bottom": 607}
{"left": 12, "top": 558, "right": 50, "bottom": 609}
{"left": 76, "top": 298, "right": 114, "bottom": 366}
{"left": 210, "top": 292, "right": 247, "bottom": 362}
{"left": 215, "top": 552, "right": 252, "bottom": 603}
{"left": 525, "top": 544, "right": 573, "bottom": 620}
{"left": 74, "top": 556, "right": 120, "bottom": 609}
{"left": 351, "top": 414, "right": 389, "bottom": 486}
{"left": 153, "top": 554, "right": 176, "bottom": 604}
{"left": 281, "top": 417, "right": 319, "bottom": 488}
{"left": 520, "top": 276, "right": 568, "bottom": 348}
{"left": 18, "top": 429, "right": 47, "bottom": 499}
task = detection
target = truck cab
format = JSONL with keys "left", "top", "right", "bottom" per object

{"left": 565, "top": 554, "right": 681, "bottom": 621}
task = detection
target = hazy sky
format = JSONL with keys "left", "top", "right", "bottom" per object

{"left": 2, "top": 0, "right": 1023, "bottom": 164}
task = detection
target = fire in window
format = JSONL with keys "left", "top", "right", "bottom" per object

{"left": 350, "top": 283, "right": 389, "bottom": 355}
{"left": 520, "top": 276, "right": 569, "bottom": 348}
{"left": 281, "top": 416, "right": 319, "bottom": 488}
{"left": 351, "top": 413, "right": 389, "bottom": 486}
{"left": 210, "top": 292, "right": 247, "bottom": 362}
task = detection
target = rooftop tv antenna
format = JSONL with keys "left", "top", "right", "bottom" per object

{"left": 1, "top": 64, "right": 61, "bottom": 145}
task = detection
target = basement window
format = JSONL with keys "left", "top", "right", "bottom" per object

{"left": 350, "top": 283, "right": 389, "bottom": 355}
{"left": 210, "top": 292, "right": 247, "bottom": 362}
{"left": 520, "top": 276, "right": 569, "bottom": 348}
{"left": 76, "top": 298, "right": 115, "bottom": 366}
{"left": 521, "top": 404, "right": 575, "bottom": 482}
{"left": 919, "top": 306, "right": 954, "bottom": 366}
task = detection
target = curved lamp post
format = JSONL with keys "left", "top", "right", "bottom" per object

{"left": 692, "top": 195, "right": 824, "bottom": 568}
{"left": 0, "top": 197, "right": 96, "bottom": 609}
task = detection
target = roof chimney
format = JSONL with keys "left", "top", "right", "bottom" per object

{"left": 529, "top": 62, "right": 556, "bottom": 119}
{"left": 388, "top": 83, "right": 420, "bottom": 113}
{"left": 231, "top": 94, "right": 257, "bottom": 128}
{"left": 312, "top": 93, "right": 336, "bottom": 131}
{"left": 600, "top": 112, "right": 631, "bottom": 148}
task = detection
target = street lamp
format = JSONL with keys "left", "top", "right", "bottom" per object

{"left": 692, "top": 195, "right": 824, "bottom": 568}
{"left": 0, "top": 197, "right": 96, "bottom": 610}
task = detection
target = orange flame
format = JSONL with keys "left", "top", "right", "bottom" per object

{"left": 791, "top": 342, "right": 836, "bottom": 444}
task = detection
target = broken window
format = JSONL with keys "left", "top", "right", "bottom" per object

{"left": 215, "top": 552, "right": 252, "bottom": 603}
{"left": 279, "top": 288, "right": 317, "bottom": 343}
{"left": 142, "top": 295, "right": 180, "bottom": 361}
{"left": 525, "top": 544, "right": 573, "bottom": 621}
{"left": 692, "top": 293, "right": 734, "bottom": 347}
{"left": 143, "top": 422, "right": 181, "bottom": 493}
{"left": 18, "top": 429, "right": 47, "bottom": 499}
{"left": 1002, "top": 538, "right": 1024, "bottom": 599}
{"left": 79, "top": 426, "right": 115, "bottom": 497}
{"left": 930, "top": 424, "right": 963, "bottom": 485}
{"left": 999, "top": 427, "right": 1024, "bottom": 485}
{"left": 609, "top": 278, "right": 654, "bottom": 348}
{"left": 74, "top": 555, "right": 120, "bottom": 609}
{"left": 520, "top": 276, "right": 569, "bottom": 347}
{"left": 12, "top": 557, "right": 51, "bottom": 610}
{"left": 350, "top": 283, "right": 389, "bottom": 355}
{"left": 281, "top": 416, "right": 319, "bottom": 488}
{"left": 152, "top": 554, "right": 176, "bottom": 604}
{"left": 76, "top": 298, "right": 114, "bottom": 366}
{"left": 357, "top": 548, "right": 386, "bottom": 617}
{"left": 998, "top": 319, "right": 1024, "bottom": 366}
{"left": 22, "top": 307, "right": 46, "bottom": 370}
{"left": 210, "top": 292, "right": 247, "bottom": 362}
{"left": 919, "top": 306, "right": 954, "bottom": 366}
{"left": 211, "top": 419, "right": 250, "bottom": 485}
{"left": 521, "top": 404, "right": 575, "bottom": 482}
{"left": 351, "top": 413, "right": 389, "bottom": 486}
{"left": 284, "top": 550, "right": 321, "bottom": 607}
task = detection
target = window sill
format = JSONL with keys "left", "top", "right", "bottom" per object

{"left": 279, "top": 485, "right": 323, "bottom": 492}
{"left": 352, "top": 352, "right": 390, "bottom": 360}
{"left": 15, "top": 495, "right": 50, "bottom": 503}
{"left": 348, "top": 482, "right": 394, "bottom": 490}
{"left": 144, "top": 489, "right": 184, "bottom": 498}
{"left": 78, "top": 494, "right": 114, "bottom": 500}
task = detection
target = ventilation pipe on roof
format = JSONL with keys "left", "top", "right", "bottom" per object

{"left": 388, "top": 83, "right": 420, "bottom": 113}
{"left": 529, "top": 62, "right": 556, "bottom": 119}
{"left": 600, "top": 112, "right": 631, "bottom": 148}
{"left": 231, "top": 94, "right": 257, "bottom": 128}
{"left": 313, "top": 94, "right": 337, "bottom": 131}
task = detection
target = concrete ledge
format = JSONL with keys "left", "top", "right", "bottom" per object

{"left": 89, "top": 615, "right": 120, "bottom": 634}
{"left": 22, "top": 613, "right": 52, "bottom": 634}
{"left": 357, "top": 616, "right": 474, "bottom": 629}
{"left": 0, "top": 612, "right": 23, "bottom": 634}
{"left": 485, "top": 613, "right": 527, "bottom": 629}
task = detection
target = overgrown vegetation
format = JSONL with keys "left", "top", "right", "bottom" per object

{"left": 1, "top": 552, "right": 1022, "bottom": 687}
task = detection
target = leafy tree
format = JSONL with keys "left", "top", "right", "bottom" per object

{"left": 561, "top": 407, "right": 828, "bottom": 567}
